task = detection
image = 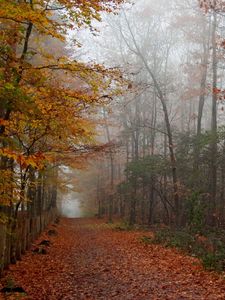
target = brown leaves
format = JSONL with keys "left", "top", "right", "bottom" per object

{"left": 1, "top": 218, "right": 225, "bottom": 299}
{"left": 199, "top": 0, "right": 225, "bottom": 12}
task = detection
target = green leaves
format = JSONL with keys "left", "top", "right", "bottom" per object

{"left": 125, "top": 155, "right": 169, "bottom": 181}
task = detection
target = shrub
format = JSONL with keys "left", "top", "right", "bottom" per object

{"left": 150, "top": 228, "right": 225, "bottom": 272}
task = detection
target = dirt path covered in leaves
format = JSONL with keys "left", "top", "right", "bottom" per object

{"left": 1, "top": 218, "right": 225, "bottom": 299}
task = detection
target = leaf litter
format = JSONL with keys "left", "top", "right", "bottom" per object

{"left": 1, "top": 218, "right": 225, "bottom": 299}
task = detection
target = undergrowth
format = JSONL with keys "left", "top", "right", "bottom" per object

{"left": 114, "top": 222, "right": 149, "bottom": 232}
{"left": 112, "top": 219, "right": 225, "bottom": 272}
{"left": 141, "top": 227, "right": 225, "bottom": 272}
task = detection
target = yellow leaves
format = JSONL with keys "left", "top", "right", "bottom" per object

{"left": 23, "top": 152, "right": 46, "bottom": 169}
{"left": 0, "top": 52, "right": 124, "bottom": 176}
{"left": 0, "top": 148, "right": 46, "bottom": 170}
{"left": 0, "top": 0, "right": 127, "bottom": 217}
{"left": 71, "top": 118, "right": 96, "bottom": 140}
{"left": 27, "top": 154, "right": 45, "bottom": 169}
{"left": 0, "top": 0, "right": 124, "bottom": 43}
{"left": 35, "top": 97, "right": 53, "bottom": 115}
{"left": 0, "top": 1, "right": 65, "bottom": 40}
{"left": 0, "top": 148, "right": 17, "bottom": 161}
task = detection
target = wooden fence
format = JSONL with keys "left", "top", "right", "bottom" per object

{"left": 0, "top": 208, "right": 58, "bottom": 273}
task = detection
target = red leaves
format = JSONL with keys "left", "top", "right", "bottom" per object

{"left": 199, "top": 0, "right": 225, "bottom": 12}
{"left": 1, "top": 218, "right": 225, "bottom": 299}
{"left": 213, "top": 87, "right": 225, "bottom": 101}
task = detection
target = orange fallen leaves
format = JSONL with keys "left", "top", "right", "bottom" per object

{"left": 1, "top": 218, "right": 225, "bottom": 299}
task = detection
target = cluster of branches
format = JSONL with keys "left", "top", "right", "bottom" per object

{"left": 82, "top": 0, "right": 225, "bottom": 231}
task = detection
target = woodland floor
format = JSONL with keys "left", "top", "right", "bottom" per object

{"left": 1, "top": 219, "right": 225, "bottom": 299}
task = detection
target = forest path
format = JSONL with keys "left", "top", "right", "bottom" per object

{"left": 1, "top": 218, "right": 225, "bottom": 300}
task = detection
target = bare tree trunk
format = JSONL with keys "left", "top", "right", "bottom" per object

{"left": 103, "top": 108, "right": 114, "bottom": 223}
{"left": 123, "top": 14, "right": 180, "bottom": 226}
{"left": 209, "top": 11, "right": 218, "bottom": 214}
{"left": 195, "top": 16, "right": 211, "bottom": 172}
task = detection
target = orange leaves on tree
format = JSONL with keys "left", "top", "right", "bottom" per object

{"left": 0, "top": 0, "right": 126, "bottom": 212}
{"left": 0, "top": 148, "right": 46, "bottom": 170}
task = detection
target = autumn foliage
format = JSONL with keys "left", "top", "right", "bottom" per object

{"left": 0, "top": 0, "right": 124, "bottom": 270}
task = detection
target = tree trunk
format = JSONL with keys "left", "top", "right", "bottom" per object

{"left": 209, "top": 11, "right": 218, "bottom": 214}
{"left": 123, "top": 15, "right": 180, "bottom": 226}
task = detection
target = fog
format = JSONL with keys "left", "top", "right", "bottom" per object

{"left": 72, "top": 0, "right": 225, "bottom": 226}
{"left": 48, "top": 0, "right": 225, "bottom": 226}
{"left": 60, "top": 192, "right": 82, "bottom": 218}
